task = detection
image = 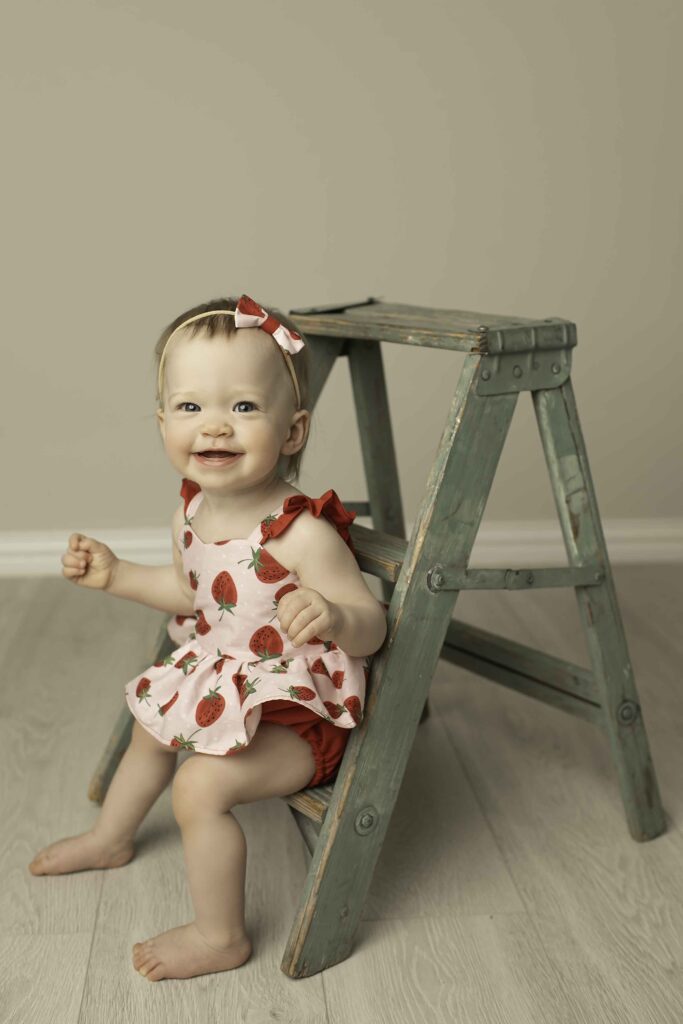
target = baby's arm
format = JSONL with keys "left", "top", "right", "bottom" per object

{"left": 62, "top": 503, "right": 195, "bottom": 616}
{"left": 277, "top": 513, "right": 387, "bottom": 658}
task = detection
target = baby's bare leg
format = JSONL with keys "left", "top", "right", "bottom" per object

{"left": 92, "top": 720, "right": 178, "bottom": 845}
{"left": 132, "top": 721, "right": 316, "bottom": 981}
{"left": 29, "top": 719, "right": 177, "bottom": 876}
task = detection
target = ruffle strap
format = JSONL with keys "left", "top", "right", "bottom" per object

{"left": 180, "top": 477, "right": 201, "bottom": 514}
{"left": 261, "top": 489, "right": 357, "bottom": 553}
{"left": 179, "top": 480, "right": 357, "bottom": 554}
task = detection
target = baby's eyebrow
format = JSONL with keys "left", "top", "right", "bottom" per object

{"left": 169, "top": 389, "right": 267, "bottom": 400}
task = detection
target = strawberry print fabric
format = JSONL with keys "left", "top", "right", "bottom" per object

{"left": 124, "top": 482, "right": 371, "bottom": 759}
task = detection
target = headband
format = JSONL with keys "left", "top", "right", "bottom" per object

{"left": 156, "top": 294, "right": 304, "bottom": 409}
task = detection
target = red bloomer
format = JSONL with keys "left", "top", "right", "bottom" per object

{"left": 259, "top": 699, "right": 351, "bottom": 787}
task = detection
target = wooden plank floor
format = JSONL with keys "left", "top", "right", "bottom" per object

{"left": 2, "top": 566, "right": 682, "bottom": 1022}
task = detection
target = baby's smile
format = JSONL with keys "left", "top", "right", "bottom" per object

{"left": 193, "top": 450, "right": 243, "bottom": 467}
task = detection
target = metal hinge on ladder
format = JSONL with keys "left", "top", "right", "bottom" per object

{"left": 469, "top": 319, "right": 577, "bottom": 395}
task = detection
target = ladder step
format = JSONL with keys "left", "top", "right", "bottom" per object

{"left": 284, "top": 783, "right": 335, "bottom": 825}
{"left": 349, "top": 523, "right": 405, "bottom": 581}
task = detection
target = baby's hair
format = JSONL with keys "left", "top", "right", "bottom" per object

{"left": 153, "top": 296, "right": 311, "bottom": 483}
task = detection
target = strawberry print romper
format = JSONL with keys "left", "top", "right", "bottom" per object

{"left": 124, "top": 479, "right": 372, "bottom": 788}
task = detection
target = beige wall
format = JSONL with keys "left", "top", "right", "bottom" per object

{"left": 3, "top": 0, "right": 681, "bottom": 537}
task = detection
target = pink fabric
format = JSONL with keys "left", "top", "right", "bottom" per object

{"left": 124, "top": 486, "right": 371, "bottom": 768}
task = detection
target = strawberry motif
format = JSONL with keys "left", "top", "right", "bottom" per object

{"left": 268, "top": 582, "right": 298, "bottom": 622}
{"left": 310, "top": 658, "right": 331, "bottom": 678}
{"left": 189, "top": 570, "right": 200, "bottom": 591}
{"left": 195, "top": 610, "right": 212, "bottom": 635}
{"left": 158, "top": 691, "right": 179, "bottom": 716}
{"left": 323, "top": 700, "right": 344, "bottom": 719}
{"left": 213, "top": 648, "right": 235, "bottom": 675}
{"left": 183, "top": 529, "right": 193, "bottom": 550}
{"left": 232, "top": 671, "right": 258, "bottom": 707}
{"left": 175, "top": 650, "right": 199, "bottom": 675}
{"left": 268, "top": 658, "right": 293, "bottom": 674}
{"left": 225, "top": 738, "right": 247, "bottom": 756}
{"left": 237, "top": 546, "right": 289, "bottom": 584}
{"left": 308, "top": 636, "right": 339, "bottom": 651}
{"left": 343, "top": 696, "right": 362, "bottom": 724}
{"left": 240, "top": 677, "right": 258, "bottom": 704}
{"left": 248, "top": 625, "right": 284, "bottom": 664}
{"left": 174, "top": 614, "right": 195, "bottom": 627}
{"left": 195, "top": 684, "right": 225, "bottom": 727}
{"left": 259, "top": 511, "right": 280, "bottom": 536}
{"left": 170, "top": 729, "right": 202, "bottom": 750}
{"left": 210, "top": 570, "right": 237, "bottom": 620}
{"left": 135, "top": 677, "right": 152, "bottom": 704}
{"left": 153, "top": 653, "right": 176, "bottom": 668}
{"left": 331, "top": 670, "right": 345, "bottom": 689}
{"left": 280, "top": 685, "right": 316, "bottom": 701}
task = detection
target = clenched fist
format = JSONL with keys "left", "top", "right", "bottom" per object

{"left": 62, "top": 533, "right": 119, "bottom": 591}
{"left": 276, "top": 587, "right": 341, "bottom": 647}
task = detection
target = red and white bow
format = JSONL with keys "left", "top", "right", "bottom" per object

{"left": 234, "top": 294, "right": 304, "bottom": 354}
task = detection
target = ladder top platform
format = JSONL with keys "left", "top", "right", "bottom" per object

{"left": 288, "top": 298, "right": 577, "bottom": 354}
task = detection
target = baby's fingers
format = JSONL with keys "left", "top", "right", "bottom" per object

{"left": 68, "top": 532, "right": 106, "bottom": 559}
{"left": 62, "top": 549, "right": 90, "bottom": 577}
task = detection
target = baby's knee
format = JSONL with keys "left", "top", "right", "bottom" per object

{"left": 171, "top": 755, "right": 237, "bottom": 821}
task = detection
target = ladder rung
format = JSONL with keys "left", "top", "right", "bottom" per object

{"left": 349, "top": 523, "right": 406, "bottom": 582}
{"left": 349, "top": 524, "right": 604, "bottom": 593}
{"left": 443, "top": 618, "right": 600, "bottom": 711}
{"left": 429, "top": 565, "right": 603, "bottom": 591}
{"left": 284, "top": 783, "right": 334, "bottom": 825}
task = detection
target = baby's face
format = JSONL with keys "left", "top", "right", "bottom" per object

{"left": 156, "top": 328, "right": 306, "bottom": 493}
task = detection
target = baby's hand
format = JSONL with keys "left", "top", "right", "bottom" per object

{"left": 62, "top": 533, "right": 118, "bottom": 591}
{"left": 276, "top": 587, "right": 341, "bottom": 647}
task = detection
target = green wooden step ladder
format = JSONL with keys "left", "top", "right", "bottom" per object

{"left": 89, "top": 298, "right": 666, "bottom": 980}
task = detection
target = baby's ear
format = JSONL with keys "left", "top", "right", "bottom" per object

{"left": 156, "top": 407, "right": 165, "bottom": 436}
{"left": 284, "top": 408, "right": 310, "bottom": 454}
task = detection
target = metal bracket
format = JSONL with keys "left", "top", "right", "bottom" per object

{"left": 469, "top": 319, "right": 576, "bottom": 395}
{"left": 427, "top": 564, "right": 604, "bottom": 592}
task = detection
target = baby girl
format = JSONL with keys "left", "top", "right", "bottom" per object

{"left": 28, "top": 293, "right": 388, "bottom": 982}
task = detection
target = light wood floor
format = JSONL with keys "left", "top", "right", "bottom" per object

{"left": 2, "top": 566, "right": 682, "bottom": 1023}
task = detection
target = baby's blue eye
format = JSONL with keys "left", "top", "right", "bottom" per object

{"left": 176, "top": 400, "right": 258, "bottom": 413}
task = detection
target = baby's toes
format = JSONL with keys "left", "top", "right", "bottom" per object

{"left": 132, "top": 943, "right": 150, "bottom": 970}
{"left": 29, "top": 852, "right": 45, "bottom": 873}
{"left": 143, "top": 961, "right": 165, "bottom": 982}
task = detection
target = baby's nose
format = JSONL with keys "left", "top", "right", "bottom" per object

{"left": 203, "top": 420, "right": 233, "bottom": 434}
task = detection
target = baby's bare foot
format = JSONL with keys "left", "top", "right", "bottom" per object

{"left": 29, "top": 830, "right": 134, "bottom": 875}
{"left": 132, "top": 922, "right": 252, "bottom": 981}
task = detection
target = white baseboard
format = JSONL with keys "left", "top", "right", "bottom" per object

{"left": 1, "top": 518, "right": 681, "bottom": 577}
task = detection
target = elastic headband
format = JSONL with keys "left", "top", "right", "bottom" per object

{"left": 156, "top": 294, "right": 304, "bottom": 409}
